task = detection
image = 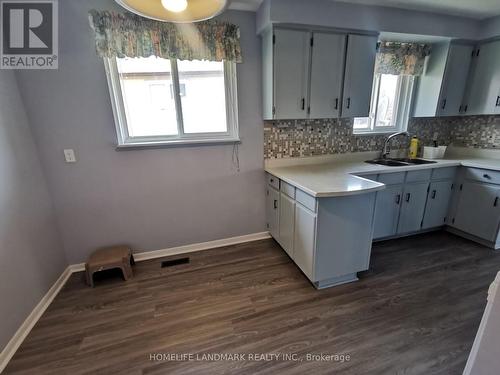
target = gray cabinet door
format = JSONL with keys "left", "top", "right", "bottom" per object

{"left": 464, "top": 40, "right": 500, "bottom": 115}
{"left": 373, "top": 185, "right": 403, "bottom": 239}
{"left": 496, "top": 86, "right": 500, "bottom": 115}
{"left": 422, "top": 180, "right": 454, "bottom": 229}
{"left": 266, "top": 187, "right": 280, "bottom": 240}
{"left": 262, "top": 29, "right": 274, "bottom": 120}
{"left": 397, "top": 182, "right": 430, "bottom": 234}
{"left": 309, "top": 32, "right": 346, "bottom": 119}
{"left": 438, "top": 44, "right": 474, "bottom": 117}
{"left": 294, "top": 203, "right": 316, "bottom": 280}
{"left": 279, "top": 193, "right": 295, "bottom": 258}
{"left": 454, "top": 182, "right": 500, "bottom": 242}
{"left": 274, "top": 28, "right": 310, "bottom": 119}
{"left": 341, "top": 34, "right": 377, "bottom": 118}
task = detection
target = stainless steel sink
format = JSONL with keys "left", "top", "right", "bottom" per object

{"left": 392, "top": 158, "right": 437, "bottom": 165}
{"left": 365, "top": 158, "right": 410, "bottom": 167}
{"left": 365, "top": 158, "right": 437, "bottom": 167}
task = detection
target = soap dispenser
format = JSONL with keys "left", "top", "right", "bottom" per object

{"left": 409, "top": 136, "right": 419, "bottom": 159}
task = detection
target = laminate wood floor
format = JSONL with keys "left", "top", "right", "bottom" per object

{"left": 5, "top": 231, "right": 500, "bottom": 375}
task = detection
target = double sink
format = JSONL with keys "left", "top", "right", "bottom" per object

{"left": 366, "top": 158, "right": 437, "bottom": 167}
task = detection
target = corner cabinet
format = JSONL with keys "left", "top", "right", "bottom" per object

{"left": 266, "top": 173, "right": 377, "bottom": 289}
{"left": 262, "top": 27, "right": 377, "bottom": 120}
{"left": 449, "top": 168, "right": 500, "bottom": 248}
{"left": 413, "top": 42, "right": 474, "bottom": 117}
{"left": 462, "top": 40, "right": 500, "bottom": 116}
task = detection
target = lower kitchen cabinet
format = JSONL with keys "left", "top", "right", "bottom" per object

{"left": 397, "top": 182, "right": 430, "bottom": 234}
{"left": 266, "top": 186, "right": 280, "bottom": 240}
{"left": 293, "top": 202, "right": 316, "bottom": 279}
{"left": 373, "top": 185, "right": 403, "bottom": 239}
{"left": 453, "top": 181, "right": 500, "bottom": 243}
{"left": 279, "top": 193, "right": 295, "bottom": 257}
{"left": 266, "top": 173, "right": 377, "bottom": 289}
{"left": 422, "top": 180, "right": 454, "bottom": 229}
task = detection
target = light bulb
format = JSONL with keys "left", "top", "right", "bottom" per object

{"left": 161, "top": 0, "right": 188, "bottom": 12}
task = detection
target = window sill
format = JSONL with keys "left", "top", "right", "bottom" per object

{"left": 115, "top": 138, "right": 241, "bottom": 150}
{"left": 353, "top": 130, "right": 400, "bottom": 136}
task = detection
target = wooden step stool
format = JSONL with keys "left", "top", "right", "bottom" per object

{"left": 85, "top": 246, "right": 134, "bottom": 287}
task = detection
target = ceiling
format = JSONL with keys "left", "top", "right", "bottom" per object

{"left": 229, "top": 0, "right": 500, "bottom": 20}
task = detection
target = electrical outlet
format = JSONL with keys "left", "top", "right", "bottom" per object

{"left": 63, "top": 149, "right": 76, "bottom": 163}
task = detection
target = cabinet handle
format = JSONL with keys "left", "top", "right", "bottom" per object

{"left": 395, "top": 194, "right": 401, "bottom": 205}
{"left": 406, "top": 193, "right": 411, "bottom": 202}
{"left": 496, "top": 96, "right": 500, "bottom": 107}
{"left": 483, "top": 174, "right": 491, "bottom": 180}
{"left": 301, "top": 98, "right": 305, "bottom": 111}
{"left": 459, "top": 105, "right": 463, "bottom": 113}
{"left": 464, "top": 105, "right": 468, "bottom": 113}
{"left": 441, "top": 99, "right": 447, "bottom": 110}
{"left": 334, "top": 98, "right": 339, "bottom": 110}
{"left": 431, "top": 190, "right": 437, "bottom": 199}
{"left": 346, "top": 97, "right": 351, "bottom": 109}
{"left": 273, "top": 199, "right": 278, "bottom": 209}
{"left": 495, "top": 197, "right": 499, "bottom": 207}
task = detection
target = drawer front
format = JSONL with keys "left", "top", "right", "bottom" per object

{"left": 431, "top": 167, "right": 457, "bottom": 181}
{"left": 296, "top": 189, "right": 317, "bottom": 212}
{"left": 267, "top": 173, "right": 280, "bottom": 189}
{"left": 280, "top": 181, "right": 296, "bottom": 199}
{"left": 406, "top": 169, "right": 432, "bottom": 183}
{"left": 378, "top": 172, "right": 405, "bottom": 185}
{"left": 465, "top": 168, "right": 500, "bottom": 185}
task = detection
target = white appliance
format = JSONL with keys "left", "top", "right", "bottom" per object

{"left": 463, "top": 271, "right": 500, "bottom": 375}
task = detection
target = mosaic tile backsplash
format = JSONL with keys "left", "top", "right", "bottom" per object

{"left": 264, "top": 115, "right": 500, "bottom": 159}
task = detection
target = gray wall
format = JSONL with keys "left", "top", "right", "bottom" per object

{"left": 257, "top": 0, "right": 481, "bottom": 38}
{"left": 16, "top": 0, "right": 266, "bottom": 264}
{"left": 0, "top": 71, "right": 67, "bottom": 351}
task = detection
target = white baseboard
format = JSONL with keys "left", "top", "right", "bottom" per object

{"left": 71, "top": 231, "right": 271, "bottom": 272}
{"left": 0, "top": 231, "right": 271, "bottom": 372}
{"left": 0, "top": 266, "right": 73, "bottom": 373}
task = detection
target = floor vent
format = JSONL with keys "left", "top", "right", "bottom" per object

{"left": 161, "top": 257, "right": 190, "bottom": 268}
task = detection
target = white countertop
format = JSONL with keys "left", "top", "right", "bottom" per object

{"left": 265, "top": 151, "right": 500, "bottom": 198}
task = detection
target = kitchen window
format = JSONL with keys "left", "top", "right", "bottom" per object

{"left": 105, "top": 56, "right": 239, "bottom": 147}
{"left": 353, "top": 73, "right": 414, "bottom": 135}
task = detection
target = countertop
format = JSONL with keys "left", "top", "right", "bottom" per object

{"left": 265, "top": 153, "right": 500, "bottom": 198}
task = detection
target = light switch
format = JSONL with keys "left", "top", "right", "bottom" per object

{"left": 63, "top": 149, "right": 76, "bottom": 163}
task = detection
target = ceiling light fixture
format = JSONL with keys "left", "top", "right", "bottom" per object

{"left": 161, "top": 0, "right": 187, "bottom": 13}
{"left": 115, "top": 0, "right": 230, "bottom": 23}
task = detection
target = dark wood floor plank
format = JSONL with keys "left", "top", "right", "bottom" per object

{"left": 4, "top": 232, "right": 500, "bottom": 375}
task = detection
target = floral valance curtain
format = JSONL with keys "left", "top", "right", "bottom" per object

{"left": 88, "top": 10, "right": 242, "bottom": 63}
{"left": 375, "top": 42, "right": 431, "bottom": 76}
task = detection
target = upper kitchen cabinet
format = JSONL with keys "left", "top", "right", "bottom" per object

{"left": 463, "top": 40, "right": 500, "bottom": 116}
{"left": 341, "top": 34, "right": 378, "bottom": 118}
{"left": 262, "top": 27, "right": 377, "bottom": 120}
{"left": 309, "top": 32, "right": 346, "bottom": 119}
{"left": 271, "top": 28, "right": 311, "bottom": 120}
{"left": 413, "top": 42, "right": 474, "bottom": 117}
{"left": 438, "top": 43, "right": 475, "bottom": 116}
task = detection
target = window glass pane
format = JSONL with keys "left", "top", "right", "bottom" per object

{"left": 177, "top": 60, "right": 227, "bottom": 134}
{"left": 374, "top": 74, "right": 399, "bottom": 128}
{"left": 116, "top": 57, "right": 178, "bottom": 137}
{"left": 353, "top": 118, "right": 370, "bottom": 130}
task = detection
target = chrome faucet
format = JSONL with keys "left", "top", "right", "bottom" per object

{"left": 382, "top": 131, "right": 410, "bottom": 158}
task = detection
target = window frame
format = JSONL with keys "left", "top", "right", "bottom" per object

{"left": 353, "top": 73, "right": 414, "bottom": 136}
{"left": 104, "top": 57, "right": 239, "bottom": 148}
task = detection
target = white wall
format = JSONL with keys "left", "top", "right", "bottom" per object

{"left": 0, "top": 71, "right": 66, "bottom": 351}
{"left": 15, "top": 0, "right": 266, "bottom": 264}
